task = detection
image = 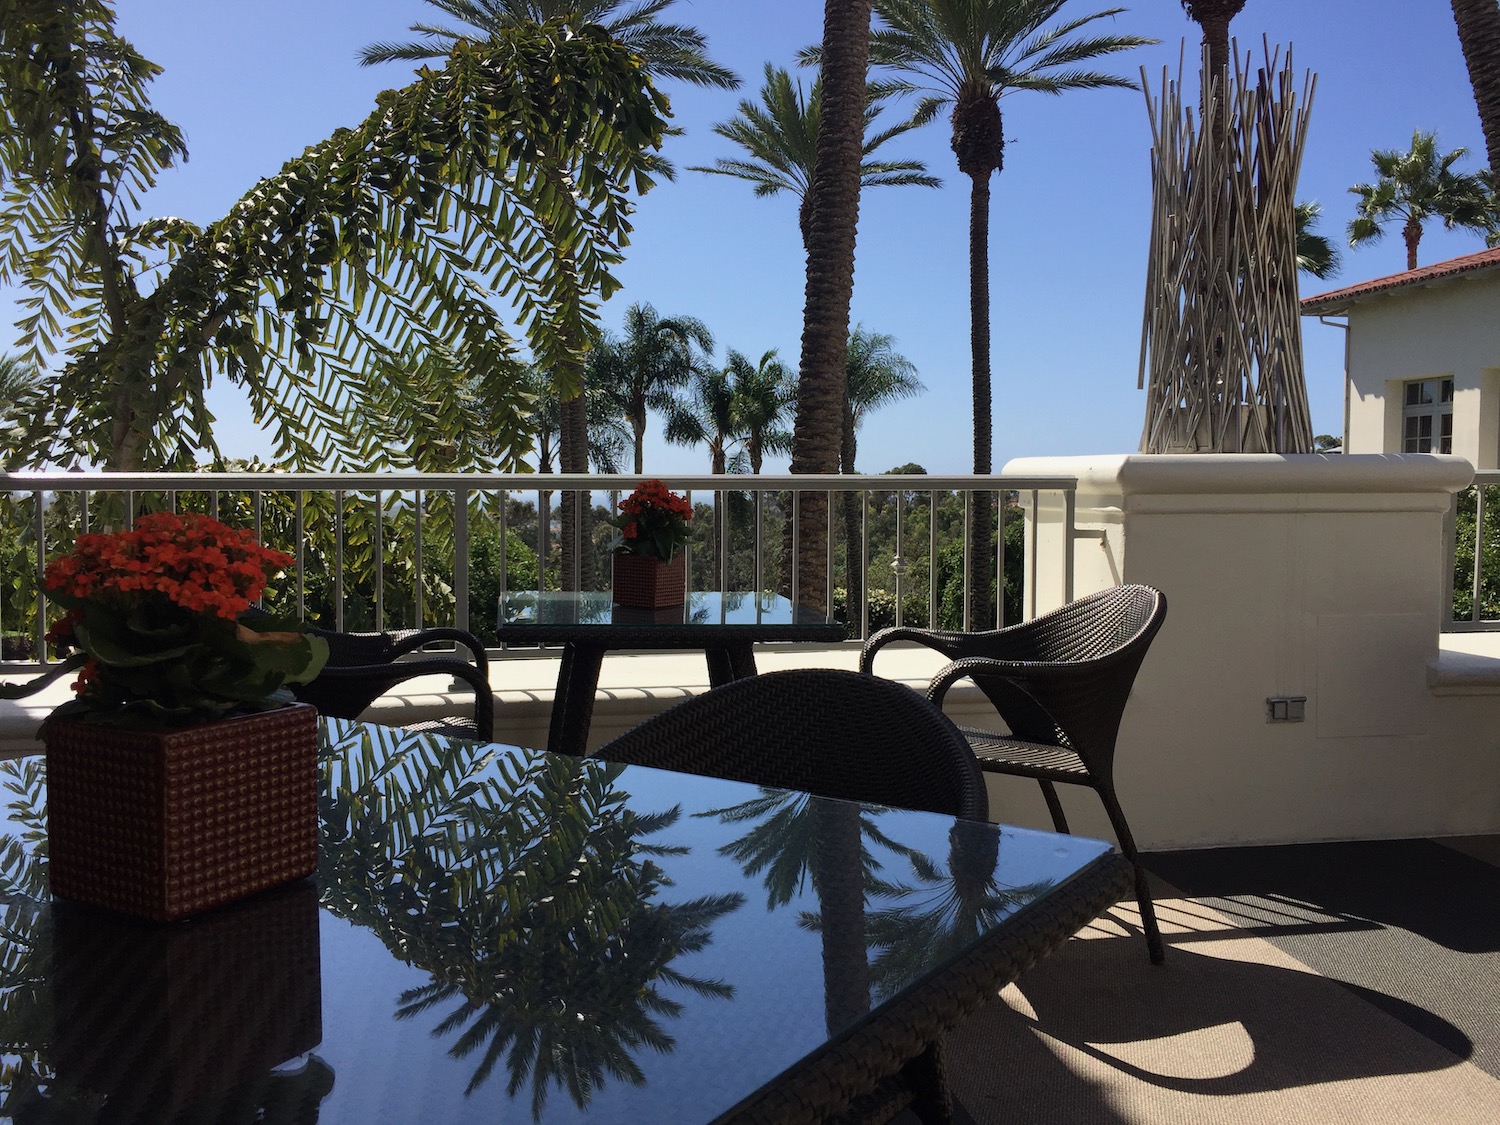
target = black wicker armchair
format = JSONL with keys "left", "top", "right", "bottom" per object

{"left": 291, "top": 624, "right": 494, "bottom": 742}
{"left": 860, "top": 584, "right": 1169, "bottom": 963}
{"left": 591, "top": 667, "right": 988, "bottom": 822}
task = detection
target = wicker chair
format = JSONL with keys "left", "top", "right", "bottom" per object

{"left": 591, "top": 667, "right": 987, "bottom": 822}
{"left": 291, "top": 625, "right": 494, "bottom": 742}
{"left": 860, "top": 584, "right": 1169, "bottom": 963}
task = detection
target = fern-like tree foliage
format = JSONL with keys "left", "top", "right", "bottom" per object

{"left": 0, "top": 1, "right": 669, "bottom": 471}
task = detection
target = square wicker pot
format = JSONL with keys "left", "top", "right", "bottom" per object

{"left": 42, "top": 702, "right": 320, "bottom": 922}
{"left": 611, "top": 550, "right": 686, "bottom": 608}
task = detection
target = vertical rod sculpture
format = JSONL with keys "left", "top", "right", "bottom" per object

{"left": 1139, "top": 41, "right": 1316, "bottom": 454}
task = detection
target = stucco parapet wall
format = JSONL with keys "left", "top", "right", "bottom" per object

{"left": 1002, "top": 453, "right": 1474, "bottom": 512}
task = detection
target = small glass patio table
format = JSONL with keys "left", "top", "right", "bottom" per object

{"left": 0, "top": 719, "right": 1131, "bottom": 1125}
{"left": 496, "top": 591, "right": 849, "bottom": 755}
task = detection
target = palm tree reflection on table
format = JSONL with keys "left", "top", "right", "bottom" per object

{"left": 703, "top": 792, "right": 1057, "bottom": 1031}
{"left": 862, "top": 819, "right": 1055, "bottom": 997}
{"left": 319, "top": 725, "right": 743, "bottom": 1119}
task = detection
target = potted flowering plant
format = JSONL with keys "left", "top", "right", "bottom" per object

{"left": 606, "top": 480, "right": 692, "bottom": 607}
{"left": 0, "top": 511, "right": 330, "bottom": 921}
{"left": 2, "top": 511, "right": 327, "bottom": 725}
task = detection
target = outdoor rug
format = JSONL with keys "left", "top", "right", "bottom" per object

{"left": 914, "top": 836, "right": 1500, "bottom": 1125}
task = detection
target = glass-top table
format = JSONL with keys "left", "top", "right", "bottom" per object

{"left": 496, "top": 592, "right": 849, "bottom": 755}
{"left": 0, "top": 719, "right": 1130, "bottom": 1124}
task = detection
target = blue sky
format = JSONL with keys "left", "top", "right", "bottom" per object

{"left": 5, "top": 1, "right": 1493, "bottom": 474}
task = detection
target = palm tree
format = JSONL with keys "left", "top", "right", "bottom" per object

{"left": 840, "top": 328, "right": 923, "bottom": 624}
{"left": 362, "top": 1, "right": 738, "bottom": 591}
{"left": 521, "top": 364, "right": 629, "bottom": 589}
{"left": 1451, "top": 0, "right": 1500, "bottom": 173}
{"left": 780, "top": 0, "right": 877, "bottom": 615}
{"left": 587, "top": 303, "right": 714, "bottom": 475}
{"left": 1294, "top": 201, "right": 1341, "bottom": 280}
{"left": 732, "top": 350, "right": 796, "bottom": 474}
{"left": 863, "top": 0, "right": 1152, "bottom": 626}
{"left": 1179, "top": 1, "right": 1246, "bottom": 92}
{"left": 690, "top": 62, "right": 940, "bottom": 247}
{"left": 1347, "top": 130, "right": 1495, "bottom": 269}
{"left": 663, "top": 356, "right": 738, "bottom": 579}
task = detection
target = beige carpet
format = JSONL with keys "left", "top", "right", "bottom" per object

{"left": 922, "top": 870, "right": 1500, "bottom": 1125}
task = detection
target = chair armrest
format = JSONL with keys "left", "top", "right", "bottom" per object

{"left": 297, "top": 657, "right": 495, "bottom": 741}
{"left": 387, "top": 628, "right": 489, "bottom": 674}
{"left": 860, "top": 627, "right": 973, "bottom": 673}
{"left": 925, "top": 655, "right": 1086, "bottom": 707}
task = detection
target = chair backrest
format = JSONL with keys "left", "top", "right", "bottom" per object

{"left": 591, "top": 668, "right": 988, "bottom": 821}
{"left": 957, "top": 584, "right": 1166, "bottom": 771}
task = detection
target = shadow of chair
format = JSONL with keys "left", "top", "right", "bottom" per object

{"left": 292, "top": 624, "right": 494, "bottom": 742}
{"left": 860, "top": 584, "right": 1168, "bottom": 963}
{"left": 591, "top": 667, "right": 987, "bottom": 821}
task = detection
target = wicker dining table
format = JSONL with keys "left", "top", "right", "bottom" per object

{"left": 495, "top": 590, "right": 849, "bottom": 756}
{"left": 1, "top": 718, "right": 1132, "bottom": 1125}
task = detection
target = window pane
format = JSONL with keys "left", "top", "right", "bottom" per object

{"left": 1442, "top": 379, "right": 1454, "bottom": 403}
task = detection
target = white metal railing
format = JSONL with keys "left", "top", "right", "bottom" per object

{"left": 1446, "top": 469, "right": 1500, "bottom": 631}
{"left": 0, "top": 471, "right": 1079, "bottom": 660}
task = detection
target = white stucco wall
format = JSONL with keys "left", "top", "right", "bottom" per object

{"left": 1341, "top": 276, "right": 1500, "bottom": 467}
{"left": 1000, "top": 453, "right": 1500, "bottom": 851}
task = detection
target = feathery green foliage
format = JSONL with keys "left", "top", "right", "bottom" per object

{"left": 0, "top": 4, "right": 670, "bottom": 470}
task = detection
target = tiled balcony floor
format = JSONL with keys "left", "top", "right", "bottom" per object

{"left": 923, "top": 834, "right": 1500, "bottom": 1124}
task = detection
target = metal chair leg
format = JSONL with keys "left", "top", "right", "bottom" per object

{"left": 1037, "top": 779, "right": 1070, "bottom": 834}
{"left": 1095, "top": 782, "right": 1165, "bottom": 964}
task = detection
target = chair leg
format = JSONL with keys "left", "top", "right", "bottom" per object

{"left": 1038, "top": 780, "right": 1070, "bottom": 834}
{"left": 1095, "top": 782, "right": 1165, "bottom": 965}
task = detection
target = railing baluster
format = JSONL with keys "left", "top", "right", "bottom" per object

{"left": 334, "top": 491, "right": 345, "bottom": 632}
{"left": 374, "top": 491, "right": 385, "bottom": 631}
{"left": 454, "top": 487, "right": 469, "bottom": 635}
{"left": 1472, "top": 483, "right": 1487, "bottom": 625}
{"left": 414, "top": 490, "right": 424, "bottom": 629}
{"left": 295, "top": 492, "right": 306, "bottom": 621}
{"left": 929, "top": 490, "right": 938, "bottom": 628}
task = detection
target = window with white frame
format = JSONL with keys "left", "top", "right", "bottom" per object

{"left": 1402, "top": 377, "right": 1453, "bottom": 453}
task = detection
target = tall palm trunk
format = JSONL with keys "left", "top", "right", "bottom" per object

{"left": 966, "top": 168, "right": 995, "bottom": 627}
{"left": 1183, "top": 1, "right": 1246, "bottom": 147}
{"left": 1403, "top": 213, "right": 1424, "bottom": 270}
{"left": 811, "top": 800, "right": 870, "bottom": 1034}
{"left": 1452, "top": 0, "right": 1500, "bottom": 173}
{"left": 788, "top": 0, "right": 871, "bottom": 615}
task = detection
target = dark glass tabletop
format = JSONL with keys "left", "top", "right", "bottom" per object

{"left": 496, "top": 591, "right": 845, "bottom": 634}
{"left": 0, "top": 720, "right": 1118, "bottom": 1124}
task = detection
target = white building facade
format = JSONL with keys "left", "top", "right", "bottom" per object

{"left": 1302, "top": 247, "right": 1500, "bottom": 467}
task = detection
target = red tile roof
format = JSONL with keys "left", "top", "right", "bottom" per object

{"left": 1300, "top": 246, "right": 1500, "bottom": 315}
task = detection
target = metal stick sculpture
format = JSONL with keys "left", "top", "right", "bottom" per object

{"left": 1139, "top": 41, "right": 1316, "bottom": 454}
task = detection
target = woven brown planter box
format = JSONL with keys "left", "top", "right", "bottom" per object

{"left": 43, "top": 703, "right": 319, "bottom": 922}
{"left": 611, "top": 551, "right": 686, "bottom": 608}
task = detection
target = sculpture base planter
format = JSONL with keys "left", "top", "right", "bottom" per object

{"left": 611, "top": 551, "right": 686, "bottom": 608}
{"left": 43, "top": 703, "right": 319, "bottom": 922}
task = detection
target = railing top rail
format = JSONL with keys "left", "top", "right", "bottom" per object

{"left": 0, "top": 470, "right": 1078, "bottom": 492}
